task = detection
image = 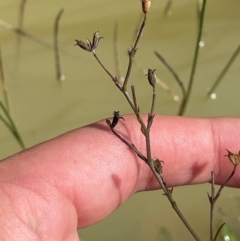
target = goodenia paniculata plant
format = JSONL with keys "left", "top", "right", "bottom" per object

{"left": 75, "top": 1, "right": 240, "bottom": 240}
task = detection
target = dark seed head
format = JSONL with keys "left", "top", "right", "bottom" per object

{"left": 74, "top": 39, "right": 92, "bottom": 52}
{"left": 110, "top": 111, "right": 125, "bottom": 128}
{"left": 225, "top": 149, "right": 240, "bottom": 166}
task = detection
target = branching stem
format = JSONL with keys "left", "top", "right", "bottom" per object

{"left": 209, "top": 165, "right": 238, "bottom": 241}
{"left": 82, "top": 9, "right": 203, "bottom": 241}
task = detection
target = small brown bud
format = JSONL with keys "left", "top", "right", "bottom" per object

{"left": 141, "top": 0, "right": 151, "bottom": 14}
{"left": 153, "top": 158, "right": 163, "bottom": 174}
{"left": 146, "top": 69, "right": 156, "bottom": 89}
{"left": 225, "top": 149, "right": 240, "bottom": 166}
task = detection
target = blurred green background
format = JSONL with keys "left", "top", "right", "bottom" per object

{"left": 0, "top": 0, "right": 240, "bottom": 240}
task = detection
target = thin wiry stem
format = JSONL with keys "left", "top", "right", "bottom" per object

{"left": 145, "top": 113, "right": 201, "bottom": 241}
{"left": 131, "top": 11, "right": 178, "bottom": 100}
{"left": 178, "top": 0, "right": 207, "bottom": 115}
{"left": 18, "top": 0, "right": 27, "bottom": 30}
{"left": 154, "top": 50, "right": 186, "bottom": 98}
{"left": 107, "top": 126, "right": 148, "bottom": 163}
{"left": 0, "top": 19, "right": 53, "bottom": 49}
{"left": 208, "top": 43, "right": 240, "bottom": 95}
{"left": 92, "top": 51, "right": 121, "bottom": 89}
{"left": 208, "top": 165, "right": 238, "bottom": 241}
{"left": 209, "top": 171, "right": 215, "bottom": 241}
{"left": 214, "top": 165, "right": 237, "bottom": 201}
{"left": 0, "top": 101, "right": 25, "bottom": 149}
{"left": 149, "top": 92, "right": 156, "bottom": 120}
{"left": 15, "top": 0, "right": 28, "bottom": 69}
{"left": 1, "top": 19, "right": 77, "bottom": 60}
{"left": 0, "top": 47, "right": 25, "bottom": 149}
{"left": 107, "top": 72, "right": 201, "bottom": 241}
{"left": 77, "top": 9, "right": 201, "bottom": 241}
{"left": 0, "top": 47, "right": 10, "bottom": 112}
{"left": 113, "top": 22, "right": 122, "bottom": 81}
{"left": 123, "top": 14, "right": 146, "bottom": 91}
{"left": 214, "top": 223, "right": 225, "bottom": 241}
{"left": 0, "top": 113, "right": 11, "bottom": 130}
{"left": 54, "top": 9, "right": 64, "bottom": 82}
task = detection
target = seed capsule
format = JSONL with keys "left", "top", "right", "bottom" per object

{"left": 75, "top": 31, "right": 103, "bottom": 52}
{"left": 225, "top": 149, "right": 240, "bottom": 166}
{"left": 74, "top": 40, "right": 92, "bottom": 52}
{"left": 91, "top": 31, "right": 103, "bottom": 51}
{"left": 146, "top": 69, "right": 156, "bottom": 89}
{"left": 153, "top": 158, "right": 163, "bottom": 175}
{"left": 110, "top": 111, "right": 125, "bottom": 128}
{"left": 142, "top": 0, "right": 151, "bottom": 14}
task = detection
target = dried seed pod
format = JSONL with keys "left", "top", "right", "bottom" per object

{"left": 146, "top": 69, "right": 156, "bottom": 89}
{"left": 74, "top": 40, "right": 92, "bottom": 52}
{"left": 153, "top": 158, "right": 163, "bottom": 174}
{"left": 141, "top": 0, "right": 151, "bottom": 14}
{"left": 225, "top": 149, "right": 240, "bottom": 166}
{"left": 111, "top": 111, "right": 125, "bottom": 128}
{"left": 91, "top": 31, "right": 103, "bottom": 51}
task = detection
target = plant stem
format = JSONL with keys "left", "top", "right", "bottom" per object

{"left": 92, "top": 52, "right": 120, "bottom": 88}
{"left": 0, "top": 101, "right": 25, "bottom": 149}
{"left": 178, "top": 0, "right": 207, "bottom": 115}
{"left": 0, "top": 48, "right": 25, "bottom": 149}
{"left": 214, "top": 165, "right": 237, "bottom": 201}
{"left": 209, "top": 165, "right": 238, "bottom": 241}
{"left": 113, "top": 22, "right": 122, "bottom": 80}
{"left": 54, "top": 8, "right": 64, "bottom": 82}
{"left": 123, "top": 66, "right": 201, "bottom": 241}
{"left": 123, "top": 15, "right": 146, "bottom": 91}
{"left": 91, "top": 11, "right": 201, "bottom": 241}
{"left": 154, "top": 50, "right": 186, "bottom": 98}
{"left": 0, "top": 19, "right": 53, "bottom": 49}
{"left": 208, "top": 43, "right": 240, "bottom": 95}
{"left": 214, "top": 223, "right": 225, "bottom": 241}
{"left": 148, "top": 161, "right": 201, "bottom": 241}
{"left": 0, "top": 47, "right": 10, "bottom": 112}
{"left": 18, "top": 0, "right": 27, "bottom": 30}
{"left": 209, "top": 171, "right": 215, "bottom": 241}
{"left": 15, "top": 0, "right": 27, "bottom": 67}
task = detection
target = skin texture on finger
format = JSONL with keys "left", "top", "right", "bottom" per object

{"left": 0, "top": 179, "right": 79, "bottom": 241}
{"left": 0, "top": 115, "right": 240, "bottom": 231}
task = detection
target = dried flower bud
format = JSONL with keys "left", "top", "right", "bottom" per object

{"left": 146, "top": 69, "right": 156, "bottom": 89}
{"left": 74, "top": 39, "right": 92, "bottom": 52}
{"left": 141, "top": 0, "right": 151, "bottom": 14}
{"left": 110, "top": 111, "right": 125, "bottom": 128}
{"left": 225, "top": 149, "right": 240, "bottom": 166}
{"left": 75, "top": 31, "right": 103, "bottom": 52}
{"left": 153, "top": 158, "right": 163, "bottom": 174}
{"left": 91, "top": 31, "right": 103, "bottom": 51}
